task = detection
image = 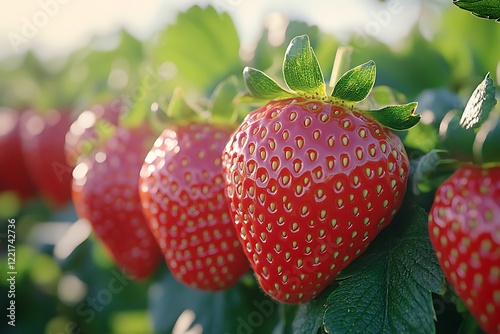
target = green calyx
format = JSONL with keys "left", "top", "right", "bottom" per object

{"left": 149, "top": 76, "right": 242, "bottom": 131}
{"left": 242, "top": 34, "right": 420, "bottom": 131}
{"left": 439, "top": 73, "right": 499, "bottom": 165}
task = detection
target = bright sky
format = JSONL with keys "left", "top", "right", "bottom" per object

{"left": 0, "top": 0, "right": 430, "bottom": 60}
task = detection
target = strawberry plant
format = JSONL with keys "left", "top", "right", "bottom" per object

{"left": 3, "top": 3, "right": 500, "bottom": 334}
{"left": 428, "top": 74, "right": 500, "bottom": 334}
{"left": 223, "top": 34, "right": 420, "bottom": 304}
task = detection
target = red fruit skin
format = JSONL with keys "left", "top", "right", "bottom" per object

{"left": 0, "top": 108, "right": 37, "bottom": 200}
{"left": 139, "top": 123, "right": 249, "bottom": 291}
{"left": 65, "top": 101, "right": 122, "bottom": 167}
{"left": 72, "top": 125, "right": 162, "bottom": 280}
{"left": 429, "top": 165, "right": 500, "bottom": 334}
{"left": 20, "top": 109, "right": 73, "bottom": 207}
{"left": 222, "top": 97, "right": 410, "bottom": 304}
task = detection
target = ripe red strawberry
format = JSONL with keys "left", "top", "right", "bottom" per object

{"left": 20, "top": 109, "right": 73, "bottom": 207}
{"left": 139, "top": 122, "right": 249, "bottom": 291}
{"left": 221, "top": 35, "right": 418, "bottom": 303}
{"left": 0, "top": 108, "right": 37, "bottom": 200}
{"left": 223, "top": 97, "right": 410, "bottom": 303}
{"left": 429, "top": 165, "right": 500, "bottom": 334}
{"left": 65, "top": 101, "right": 122, "bottom": 167}
{"left": 72, "top": 125, "right": 162, "bottom": 279}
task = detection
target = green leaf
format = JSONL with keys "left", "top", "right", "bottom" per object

{"left": 272, "top": 304, "right": 299, "bottom": 334}
{"left": 454, "top": 0, "right": 500, "bottom": 21}
{"left": 324, "top": 206, "right": 445, "bottom": 334}
{"left": 149, "top": 271, "right": 279, "bottom": 334}
{"left": 152, "top": 5, "right": 242, "bottom": 93}
{"left": 364, "top": 102, "right": 420, "bottom": 130}
{"left": 411, "top": 149, "right": 444, "bottom": 194}
{"left": 292, "top": 285, "right": 334, "bottom": 334}
{"left": 473, "top": 111, "right": 500, "bottom": 164}
{"left": 404, "top": 123, "right": 439, "bottom": 153}
{"left": 283, "top": 35, "right": 326, "bottom": 97}
{"left": 439, "top": 110, "right": 476, "bottom": 162}
{"left": 331, "top": 60, "right": 376, "bottom": 103}
{"left": 243, "top": 67, "right": 294, "bottom": 100}
{"left": 459, "top": 73, "right": 497, "bottom": 129}
{"left": 209, "top": 75, "right": 240, "bottom": 124}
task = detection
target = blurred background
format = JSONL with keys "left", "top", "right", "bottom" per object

{"left": 0, "top": 0, "right": 499, "bottom": 333}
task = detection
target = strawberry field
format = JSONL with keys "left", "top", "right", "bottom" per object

{"left": 0, "top": 1, "right": 499, "bottom": 334}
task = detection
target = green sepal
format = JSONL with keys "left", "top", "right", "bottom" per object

{"left": 283, "top": 35, "right": 326, "bottom": 97}
{"left": 363, "top": 102, "right": 420, "bottom": 130}
{"left": 331, "top": 60, "right": 376, "bottom": 103}
{"left": 241, "top": 34, "right": 420, "bottom": 131}
{"left": 459, "top": 73, "right": 497, "bottom": 129}
{"left": 209, "top": 75, "right": 240, "bottom": 124}
{"left": 243, "top": 67, "right": 293, "bottom": 100}
{"left": 473, "top": 111, "right": 500, "bottom": 164}
{"left": 166, "top": 87, "right": 203, "bottom": 124}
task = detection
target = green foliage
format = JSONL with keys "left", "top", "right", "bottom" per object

{"left": 324, "top": 206, "right": 445, "bottom": 334}
{"left": 152, "top": 5, "right": 242, "bottom": 95}
{"left": 454, "top": 0, "right": 500, "bottom": 21}
{"left": 3, "top": 2, "right": 500, "bottom": 334}
{"left": 149, "top": 270, "right": 279, "bottom": 333}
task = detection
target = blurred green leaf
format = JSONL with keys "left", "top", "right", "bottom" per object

{"left": 404, "top": 122, "right": 439, "bottom": 152}
{"left": 439, "top": 110, "right": 476, "bottom": 162}
{"left": 152, "top": 5, "right": 242, "bottom": 95}
{"left": 209, "top": 75, "right": 241, "bottom": 124}
{"left": 473, "top": 111, "right": 500, "bottom": 164}
{"left": 432, "top": 6, "right": 500, "bottom": 90}
{"left": 149, "top": 270, "right": 279, "bottom": 334}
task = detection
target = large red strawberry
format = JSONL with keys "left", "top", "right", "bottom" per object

{"left": 65, "top": 100, "right": 122, "bottom": 167}
{"left": 429, "top": 165, "right": 500, "bottom": 334}
{"left": 20, "top": 109, "right": 73, "bottom": 207}
{"left": 221, "top": 35, "right": 419, "bottom": 303}
{"left": 72, "top": 125, "right": 162, "bottom": 279}
{"left": 139, "top": 122, "right": 249, "bottom": 290}
{"left": 0, "top": 108, "right": 37, "bottom": 200}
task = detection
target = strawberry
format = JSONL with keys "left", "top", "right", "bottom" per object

{"left": 139, "top": 122, "right": 249, "bottom": 291}
{"left": 20, "top": 109, "right": 73, "bottom": 207}
{"left": 429, "top": 165, "right": 500, "bottom": 334}
{"left": 221, "top": 35, "right": 419, "bottom": 303}
{"left": 72, "top": 125, "right": 162, "bottom": 279}
{"left": 65, "top": 101, "right": 122, "bottom": 167}
{"left": 0, "top": 108, "right": 37, "bottom": 200}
